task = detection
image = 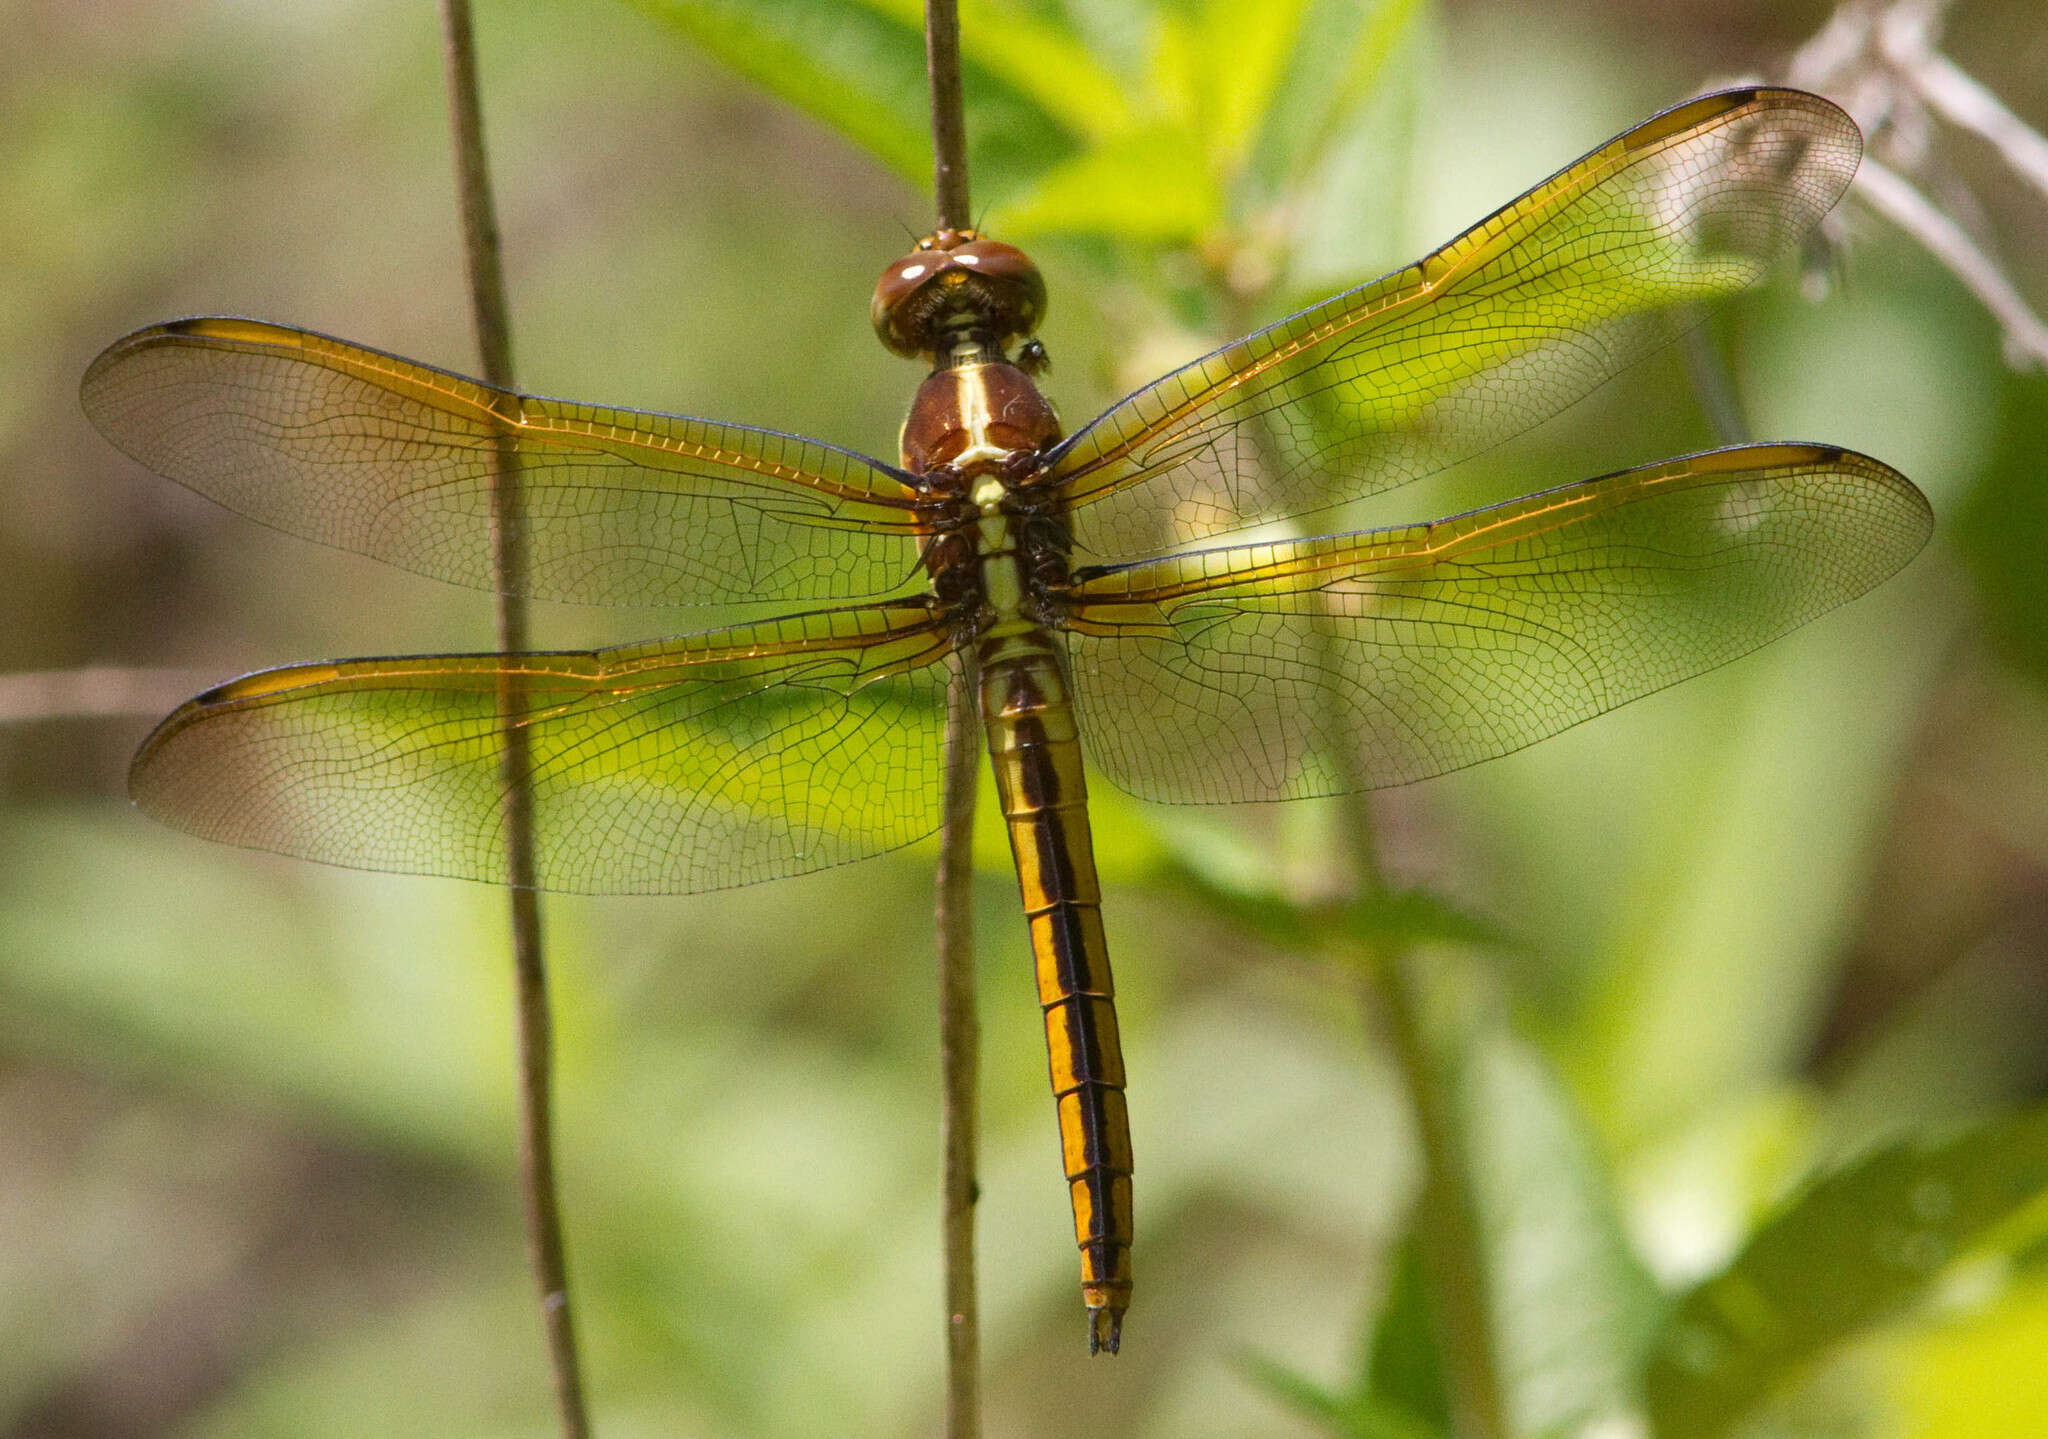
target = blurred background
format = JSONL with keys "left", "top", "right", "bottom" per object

{"left": 5, "top": 0, "right": 2048, "bottom": 1434}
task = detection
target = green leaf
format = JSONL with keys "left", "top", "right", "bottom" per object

{"left": 629, "top": 0, "right": 1078, "bottom": 194}
{"left": 1241, "top": 1347, "right": 1447, "bottom": 1439}
{"left": 1644, "top": 1102, "right": 2048, "bottom": 1438}
{"left": 1366, "top": 1237, "right": 1453, "bottom": 1431}
{"left": 999, "top": 122, "right": 1221, "bottom": 241}
{"left": 1887, "top": 1273, "right": 2048, "bottom": 1438}
{"left": 1239, "top": 0, "right": 1430, "bottom": 212}
{"left": 1953, "top": 367, "right": 2048, "bottom": 682}
{"left": 1175, "top": 0, "right": 1311, "bottom": 178}
{"left": 1248, "top": 953, "right": 1660, "bottom": 1436}
{"left": 954, "top": 0, "right": 1136, "bottom": 143}
{"left": 1164, "top": 854, "right": 1507, "bottom": 960}
{"left": 1448, "top": 1000, "right": 1666, "bottom": 1436}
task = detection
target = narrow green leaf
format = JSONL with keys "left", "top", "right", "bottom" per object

{"left": 954, "top": 0, "right": 1137, "bottom": 142}
{"left": 629, "top": 0, "right": 1078, "bottom": 192}
{"left": 1241, "top": 1348, "right": 1447, "bottom": 1439}
{"left": 1450, "top": 1008, "right": 1666, "bottom": 1437}
{"left": 1645, "top": 1101, "right": 2048, "bottom": 1438}
{"left": 1952, "top": 367, "right": 2048, "bottom": 682}
{"left": 1241, "top": 0, "right": 1430, "bottom": 209}
{"left": 1182, "top": 0, "right": 1311, "bottom": 176}
{"left": 1366, "top": 1237, "right": 1453, "bottom": 1431}
{"left": 999, "top": 122, "right": 1220, "bottom": 241}
{"left": 1162, "top": 854, "right": 1507, "bottom": 959}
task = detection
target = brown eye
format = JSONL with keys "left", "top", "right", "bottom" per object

{"left": 872, "top": 232, "right": 1048, "bottom": 359}
{"left": 871, "top": 253, "right": 944, "bottom": 357}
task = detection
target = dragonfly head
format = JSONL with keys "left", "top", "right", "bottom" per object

{"left": 873, "top": 228, "right": 1046, "bottom": 364}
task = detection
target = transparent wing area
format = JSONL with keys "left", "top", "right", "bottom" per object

{"left": 1048, "top": 89, "right": 1861, "bottom": 559}
{"left": 83, "top": 318, "right": 926, "bottom": 605}
{"left": 130, "top": 603, "right": 954, "bottom": 894}
{"left": 1062, "top": 446, "right": 1930, "bottom": 803}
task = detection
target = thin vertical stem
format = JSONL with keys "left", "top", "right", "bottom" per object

{"left": 935, "top": 651, "right": 982, "bottom": 1438}
{"left": 1339, "top": 786, "right": 1506, "bottom": 1439}
{"left": 1215, "top": 266, "right": 1505, "bottom": 1433}
{"left": 438, "top": 5, "right": 590, "bottom": 1436}
{"left": 1679, "top": 312, "right": 1753, "bottom": 446}
{"left": 926, "top": 0, "right": 972, "bottom": 230}
{"left": 924, "top": 2, "right": 979, "bottom": 1431}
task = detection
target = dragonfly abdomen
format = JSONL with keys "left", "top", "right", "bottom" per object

{"left": 976, "top": 626, "right": 1132, "bottom": 1355}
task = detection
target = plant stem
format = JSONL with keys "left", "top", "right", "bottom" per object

{"left": 924, "top": 2, "right": 979, "bottom": 1431}
{"left": 1337, "top": 784, "right": 1506, "bottom": 1439}
{"left": 926, "top": 0, "right": 971, "bottom": 230}
{"left": 438, "top": 5, "right": 590, "bottom": 1435}
{"left": 935, "top": 650, "right": 982, "bottom": 1438}
{"left": 1679, "top": 314, "right": 1752, "bottom": 446}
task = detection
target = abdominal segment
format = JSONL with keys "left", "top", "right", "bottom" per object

{"left": 977, "top": 627, "right": 1133, "bottom": 1354}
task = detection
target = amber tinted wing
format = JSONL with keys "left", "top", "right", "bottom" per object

{"left": 83, "top": 318, "right": 925, "bottom": 605}
{"left": 1047, "top": 89, "right": 1860, "bottom": 558}
{"left": 1061, "top": 446, "right": 1930, "bottom": 803}
{"left": 130, "top": 602, "right": 954, "bottom": 894}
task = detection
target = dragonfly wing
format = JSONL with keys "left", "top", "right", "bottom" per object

{"left": 1061, "top": 446, "right": 1930, "bottom": 803}
{"left": 83, "top": 318, "right": 926, "bottom": 606}
{"left": 131, "top": 602, "right": 955, "bottom": 894}
{"left": 1048, "top": 89, "right": 1861, "bottom": 558}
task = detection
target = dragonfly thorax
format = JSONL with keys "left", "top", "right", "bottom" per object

{"left": 899, "top": 360, "right": 1061, "bottom": 479}
{"left": 907, "top": 356, "right": 1070, "bottom": 635}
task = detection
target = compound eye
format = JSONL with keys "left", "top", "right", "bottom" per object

{"left": 870, "top": 232, "right": 1047, "bottom": 359}
{"left": 872, "top": 251, "right": 942, "bottom": 357}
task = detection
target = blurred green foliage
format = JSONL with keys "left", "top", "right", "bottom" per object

{"left": 6, "top": 0, "right": 2048, "bottom": 1435}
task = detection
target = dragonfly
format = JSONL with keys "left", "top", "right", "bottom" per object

{"left": 83, "top": 88, "right": 1931, "bottom": 1354}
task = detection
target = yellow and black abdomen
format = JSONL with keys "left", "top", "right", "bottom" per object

{"left": 977, "top": 624, "right": 1133, "bottom": 1354}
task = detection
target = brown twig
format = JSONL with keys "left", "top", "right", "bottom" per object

{"left": 926, "top": 0, "right": 972, "bottom": 232}
{"left": 437, "top": 4, "right": 590, "bottom": 1435}
{"left": 935, "top": 648, "right": 982, "bottom": 1438}
{"left": 1783, "top": 0, "right": 2048, "bottom": 371}
{"left": 1856, "top": 155, "right": 2048, "bottom": 369}
{"left": 924, "top": 1, "right": 980, "bottom": 1431}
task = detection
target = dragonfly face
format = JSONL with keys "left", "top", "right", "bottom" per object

{"left": 83, "top": 88, "right": 1934, "bottom": 1355}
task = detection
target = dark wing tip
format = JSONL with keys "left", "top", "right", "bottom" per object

{"left": 81, "top": 316, "right": 303, "bottom": 433}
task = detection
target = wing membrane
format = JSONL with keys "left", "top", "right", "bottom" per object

{"left": 130, "top": 602, "right": 955, "bottom": 894}
{"left": 1048, "top": 89, "right": 1861, "bottom": 558}
{"left": 83, "top": 318, "right": 926, "bottom": 605}
{"left": 1061, "top": 445, "right": 1931, "bottom": 803}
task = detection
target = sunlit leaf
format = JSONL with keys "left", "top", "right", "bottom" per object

{"left": 1241, "top": 1345, "right": 1446, "bottom": 1439}
{"left": 1645, "top": 1102, "right": 2048, "bottom": 1438}
{"left": 1167, "top": 858, "right": 1507, "bottom": 958}
{"left": 1180, "top": 0, "right": 1309, "bottom": 179}
{"left": 999, "top": 123, "right": 1222, "bottom": 241}
{"left": 954, "top": 0, "right": 1135, "bottom": 142}
{"left": 1452, "top": 1008, "right": 1665, "bottom": 1437}
{"left": 1240, "top": 0, "right": 1430, "bottom": 211}
{"left": 1889, "top": 1274, "right": 2048, "bottom": 1438}
{"left": 628, "top": 0, "right": 1077, "bottom": 190}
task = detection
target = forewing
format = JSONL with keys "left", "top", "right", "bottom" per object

{"left": 130, "top": 602, "right": 954, "bottom": 894}
{"left": 83, "top": 318, "right": 926, "bottom": 605}
{"left": 1062, "top": 446, "right": 1930, "bottom": 803}
{"left": 1048, "top": 89, "right": 1861, "bottom": 558}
